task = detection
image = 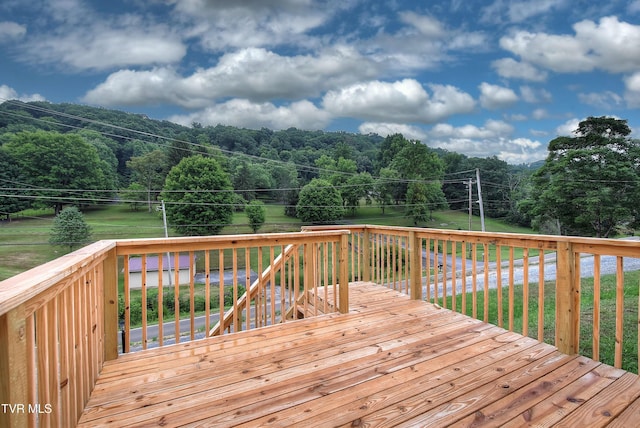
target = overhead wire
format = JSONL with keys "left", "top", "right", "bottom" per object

{"left": 0, "top": 99, "right": 537, "bottom": 234}
{"left": 0, "top": 98, "right": 482, "bottom": 189}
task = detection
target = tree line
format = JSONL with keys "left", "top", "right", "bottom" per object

{"left": 1, "top": 100, "right": 638, "bottom": 239}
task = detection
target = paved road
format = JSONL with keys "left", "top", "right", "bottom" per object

{"left": 124, "top": 288, "right": 283, "bottom": 351}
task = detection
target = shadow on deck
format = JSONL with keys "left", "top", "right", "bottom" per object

{"left": 79, "top": 282, "right": 640, "bottom": 427}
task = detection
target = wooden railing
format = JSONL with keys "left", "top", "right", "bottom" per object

{"left": 0, "top": 230, "right": 349, "bottom": 427}
{"left": 2, "top": 225, "right": 639, "bottom": 426}
{"left": 116, "top": 231, "right": 350, "bottom": 351}
{"left": 305, "top": 225, "right": 640, "bottom": 373}
{"left": 0, "top": 240, "right": 118, "bottom": 428}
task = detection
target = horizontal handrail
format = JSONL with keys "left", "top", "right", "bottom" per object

{"left": 2, "top": 225, "right": 639, "bottom": 427}
{"left": 0, "top": 230, "right": 351, "bottom": 427}
{"left": 0, "top": 240, "right": 116, "bottom": 317}
{"left": 306, "top": 224, "right": 640, "bottom": 372}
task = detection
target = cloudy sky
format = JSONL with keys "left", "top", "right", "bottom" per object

{"left": 1, "top": 0, "right": 639, "bottom": 164}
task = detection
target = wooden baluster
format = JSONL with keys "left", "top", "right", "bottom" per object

{"left": 537, "top": 249, "right": 545, "bottom": 342}
{"left": 157, "top": 255, "right": 164, "bottom": 347}
{"left": 508, "top": 247, "right": 515, "bottom": 332}
{"left": 615, "top": 256, "right": 624, "bottom": 368}
{"left": 460, "top": 241, "right": 466, "bottom": 314}
{"left": 174, "top": 252, "right": 180, "bottom": 341}
{"left": 496, "top": 245, "right": 502, "bottom": 328}
{"left": 123, "top": 254, "right": 131, "bottom": 353}
{"left": 483, "top": 243, "right": 489, "bottom": 322}
{"left": 593, "top": 254, "right": 601, "bottom": 362}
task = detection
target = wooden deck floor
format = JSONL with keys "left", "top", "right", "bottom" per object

{"left": 79, "top": 282, "right": 640, "bottom": 427}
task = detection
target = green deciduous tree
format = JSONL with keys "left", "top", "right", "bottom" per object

{"left": 245, "top": 200, "right": 266, "bottom": 233}
{"left": 121, "top": 182, "right": 146, "bottom": 211}
{"left": 127, "top": 149, "right": 168, "bottom": 212}
{"left": 405, "top": 181, "right": 448, "bottom": 225}
{"left": 343, "top": 172, "right": 374, "bottom": 215}
{"left": 4, "top": 131, "right": 113, "bottom": 214}
{"left": 530, "top": 116, "right": 640, "bottom": 237}
{"left": 383, "top": 136, "right": 448, "bottom": 217}
{"left": 296, "top": 179, "right": 344, "bottom": 224}
{"left": 0, "top": 147, "right": 30, "bottom": 220}
{"left": 161, "top": 155, "right": 234, "bottom": 236}
{"left": 49, "top": 206, "right": 92, "bottom": 251}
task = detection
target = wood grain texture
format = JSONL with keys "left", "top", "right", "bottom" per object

{"left": 78, "top": 283, "right": 640, "bottom": 427}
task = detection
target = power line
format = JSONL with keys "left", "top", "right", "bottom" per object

{"left": 1, "top": 99, "right": 473, "bottom": 186}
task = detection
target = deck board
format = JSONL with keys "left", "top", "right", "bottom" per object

{"left": 79, "top": 282, "right": 640, "bottom": 427}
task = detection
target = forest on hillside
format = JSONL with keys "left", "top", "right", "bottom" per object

{"left": 1, "top": 100, "right": 637, "bottom": 238}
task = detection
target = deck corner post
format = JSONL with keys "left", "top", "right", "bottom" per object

{"left": 409, "top": 230, "right": 422, "bottom": 300}
{"left": 338, "top": 233, "right": 350, "bottom": 313}
{"left": 103, "top": 247, "right": 119, "bottom": 361}
{"left": 0, "top": 305, "right": 28, "bottom": 428}
{"left": 362, "top": 227, "right": 371, "bottom": 282}
{"left": 555, "top": 240, "right": 579, "bottom": 355}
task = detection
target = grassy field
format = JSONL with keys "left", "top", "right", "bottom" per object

{"left": 2, "top": 202, "right": 515, "bottom": 281}
{"left": 445, "top": 271, "right": 640, "bottom": 373}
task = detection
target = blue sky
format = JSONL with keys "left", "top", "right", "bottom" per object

{"left": 1, "top": 0, "right": 639, "bottom": 164}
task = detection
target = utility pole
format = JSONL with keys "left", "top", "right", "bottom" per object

{"left": 159, "top": 200, "right": 172, "bottom": 285}
{"left": 475, "top": 169, "right": 486, "bottom": 232}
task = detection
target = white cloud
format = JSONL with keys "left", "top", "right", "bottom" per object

{"left": 506, "top": 0, "right": 568, "bottom": 23}
{"left": 168, "top": 99, "right": 331, "bottom": 130}
{"left": 323, "top": 79, "right": 475, "bottom": 124}
{"left": 500, "top": 16, "right": 640, "bottom": 74}
{"left": 83, "top": 68, "right": 197, "bottom": 108}
{"left": 481, "top": 0, "right": 569, "bottom": 24}
{"left": 507, "top": 113, "right": 528, "bottom": 121}
{"left": 170, "top": 0, "right": 331, "bottom": 51}
{"left": 555, "top": 118, "right": 581, "bottom": 136}
{"left": 182, "top": 46, "right": 376, "bottom": 101}
{"left": 359, "top": 122, "right": 428, "bottom": 142}
{"left": 427, "top": 119, "right": 545, "bottom": 163}
{"left": 360, "top": 11, "right": 488, "bottom": 75}
{"left": 624, "top": 72, "right": 640, "bottom": 108}
{"left": 0, "top": 21, "right": 26, "bottom": 41}
{"left": 84, "top": 47, "right": 377, "bottom": 107}
{"left": 479, "top": 82, "right": 518, "bottom": 109}
{"left": 578, "top": 91, "right": 624, "bottom": 109}
{"left": 0, "top": 84, "right": 45, "bottom": 102}
{"left": 520, "top": 86, "right": 552, "bottom": 104}
{"left": 532, "top": 108, "right": 549, "bottom": 120}
{"left": 431, "top": 119, "right": 514, "bottom": 139}
{"left": 22, "top": 21, "right": 186, "bottom": 71}
{"left": 492, "top": 58, "right": 548, "bottom": 82}
{"left": 398, "top": 12, "right": 445, "bottom": 38}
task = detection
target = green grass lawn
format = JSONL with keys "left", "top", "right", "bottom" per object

{"left": 442, "top": 270, "right": 640, "bottom": 373}
{"left": 0, "top": 205, "right": 169, "bottom": 280}
{"left": 4, "top": 203, "right": 521, "bottom": 281}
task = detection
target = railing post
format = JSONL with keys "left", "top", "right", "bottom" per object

{"left": 362, "top": 228, "right": 371, "bottom": 282}
{"left": 409, "top": 231, "right": 422, "bottom": 300}
{"left": 103, "top": 248, "right": 119, "bottom": 361}
{"left": 0, "top": 304, "right": 28, "bottom": 428}
{"left": 555, "top": 241, "right": 579, "bottom": 355}
{"left": 339, "top": 234, "right": 350, "bottom": 313}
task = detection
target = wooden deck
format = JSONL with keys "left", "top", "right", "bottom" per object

{"left": 79, "top": 282, "right": 640, "bottom": 427}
